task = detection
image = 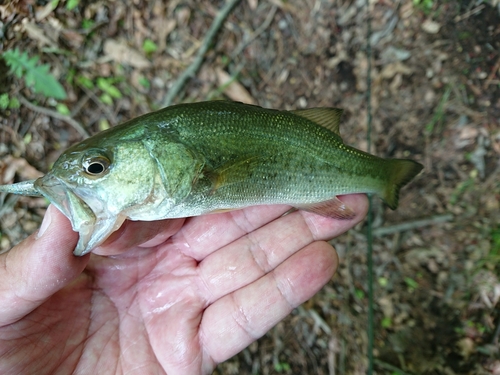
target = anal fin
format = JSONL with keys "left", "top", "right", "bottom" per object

{"left": 295, "top": 197, "right": 356, "bottom": 219}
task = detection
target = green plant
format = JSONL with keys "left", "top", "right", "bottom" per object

{"left": 97, "top": 77, "right": 122, "bottom": 105}
{"left": 66, "top": 0, "right": 79, "bottom": 10}
{"left": 424, "top": 86, "right": 451, "bottom": 136}
{"left": 413, "top": 0, "right": 434, "bottom": 13}
{"left": 404, "top": 277, "right": 419, "bottom": 291}
{"left": 2, "top": 48, "right": 67, "bottom": 99}
{"left": 274, "top": 362, "right": 291, "bottom": 372}
{"left": 0, "top": 94, "right": 9, "bottom": 110}
{"left": 142, "top": 39, "right": 158, "bottom": 55}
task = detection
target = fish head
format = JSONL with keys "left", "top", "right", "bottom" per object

{"left": 34, "top": 138, "right": 158, "bottom": 256}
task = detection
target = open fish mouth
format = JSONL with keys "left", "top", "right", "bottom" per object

{"left": 34, "top": 174, "right": 74, "bottom": 220}
{"left": 0, "top": 175, "right": 125, "bottom": 256}
{"left": 34, "top": 174, "right": 100, "bottom": 255}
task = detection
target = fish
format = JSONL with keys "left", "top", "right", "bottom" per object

{"left": 0, "top": 101, "right": 423, "bottom": 256}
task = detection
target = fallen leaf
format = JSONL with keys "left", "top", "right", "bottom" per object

{"left": 421, "top": 19, "right": 441, "bottom": 34}
{"left": 0, "top": 156, "right": 44, "bottom": 183}
{"left": 247, "top": 0, "right": 258, "bottom": 10}
{"left": 456, "top": 337, "right": 475, "bottom": 359}
{"left": 35, "top": 0, "right": 57, "bottom": 21}
{"left": 216, "top": 69, "right": 256, "bottom": 105}
{"left": 380, "top": 61, "right": 413, "bottom": 79}
{"left": 103, "top": 39, "right": 152, "bottom": 69}
{"left": 22, "top": 20, "right": 55, "bottom": 48}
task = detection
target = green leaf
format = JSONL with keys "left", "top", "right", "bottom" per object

{"left": 56, "top": 103, "right": 70, "bottom": 115}
{"left": 2, "top": 48, "right": 67, "bottom": 99}
{"left": 76, "top": 75, "right": 94, "bottom": 89}
{"left": 99, "top": 118, "right": 111, "bottom": 131}
{"left": 9, "top": 97, "right": 20, "bottom": 109}
{"left": 23, "top": 133, "right": 32, "bottom": 145}
{"left": 381, "top": 317, "right": 392, "bottom": 328}
{"left": 97, "top": 77, "right": 122, "bottom": 99}
{"left": 404, "top": 277, "right": 419, "bottom": 290}
{"left": 82, "top": 19, "right": 94, "bottom": 30}
{"left": 66, "top": 0, "right": 79, "bottom": 10}
{"left": 142, "top": 39, "right": 158, "bottom": 54}
{"left": 99, "top": 93, "right": 113, "bottom": 105}
{"left": 139, "top": 76, "right": 150, "bottom": 89}
{"left": 354, "top": 288, "right": 365, "bottom": 299}
{"left": 0, "top": 94, "right": 8, "bottom": 110}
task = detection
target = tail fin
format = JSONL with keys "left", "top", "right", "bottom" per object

{"left": 383, "top": 159, "right": 423, "bottom": 209}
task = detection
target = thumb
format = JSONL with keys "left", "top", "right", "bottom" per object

{"left": 0, "top": 205, "right": 88, "bottom": 326}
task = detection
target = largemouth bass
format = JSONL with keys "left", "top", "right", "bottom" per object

{"left": 0, "top": 101, "right": 423, "bottom": 255}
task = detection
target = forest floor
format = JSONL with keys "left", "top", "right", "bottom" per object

{"left": 0, "top": 0, "right": 499, "bottom": 374}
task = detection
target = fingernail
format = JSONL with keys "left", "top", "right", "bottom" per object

{"left": 37, "top": 206, "right": 53, "bottom": 239}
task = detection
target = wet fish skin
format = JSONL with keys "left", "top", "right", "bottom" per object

{"left": 0, "top": 101, "right": 423, "bottom": 255}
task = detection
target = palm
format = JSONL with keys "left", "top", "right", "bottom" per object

{"left": 0, "top": 195, "right": 368, "bottom": 375}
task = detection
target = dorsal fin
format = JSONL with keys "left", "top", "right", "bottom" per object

{"left": 291, "top": 108, "right": 343, "bottom": 136}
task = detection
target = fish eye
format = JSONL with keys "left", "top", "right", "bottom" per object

{"left": 83, "top": 155, "right": 111, "bottom": 176}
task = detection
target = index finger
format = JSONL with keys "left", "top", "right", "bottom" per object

{"left": 173, "top": 194, "right": 369, "bottom": 261}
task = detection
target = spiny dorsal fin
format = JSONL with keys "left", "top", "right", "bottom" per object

{"left": 290, "top": 108, "right": 343, "bottom": 136}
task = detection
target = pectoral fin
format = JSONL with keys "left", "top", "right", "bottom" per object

{"left": 295, "top": 196, "right": 356, "bottom": 219}
{"left": 208, "top": 155, "right": 262, "bottom": 193}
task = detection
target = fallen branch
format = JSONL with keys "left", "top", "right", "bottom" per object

{"left": 162, "top": 0, "right": 242, "bottom": 107}
{"left": 229, "top": 5, "right": 277, "bottom": 61}
{"left": 18, "top": 95, "right": 89, "bottom": 138}
{"left": 371, "top": 214, "right": 453, "bottom": 236}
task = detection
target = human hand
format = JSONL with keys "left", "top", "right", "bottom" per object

{"left": 0, "top": 194, "right": 368, "bottom": 375}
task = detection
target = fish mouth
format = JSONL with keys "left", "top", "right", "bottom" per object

{"left": 34, "top": 174, "right": 126, "bottom": 256}
{"left": 34, "top": 174, "right": 75, "bottom": 219}
{"left": 34, "top": 174, "right": 98, "bottom": 255}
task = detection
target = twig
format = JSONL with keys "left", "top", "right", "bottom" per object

{"left": 484, "top": 56, "right": 500, "bottom": 89}
{"left": 162, "top": 0, "right": 242, "bottom": 107}
{"left": 371, "top": 214, "right": 453, "bottom": 236}
{"left": 18, "top": 95, "right": 90, "bottom": 138}
{"left": 374, "top": 359, "right": 414, "bottom": 375}
{"left": 77, "top": 84, "right": 118, "bottom": 126}
{"left": 454, "top": 4, "right": 485, "bottom": 22}
{"left": 0, "top": 125, "right": 24, "bottom": 153}
{"left": 229, "top": 5, "right": 277, "bottom": 60}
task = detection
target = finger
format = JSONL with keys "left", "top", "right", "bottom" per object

{"left": 299, "top": 193, "right": 369, "bottom": 240}
{"left": 172, "top": 204, "right": 291, "bottom": 261}
{"left": 196, "top": 194, "right": 368, "bottom": 302}
{"left": 0, "top": 205, "right": 86, "bottom": 326}
{"left": 200, "top": 240, "right": 338, "bottom": 363}
{"left": 92, "top": 218, "right": 185, "bottom": 256}
{"left": 173, "top": 195, "right": 368, "bottom": 262}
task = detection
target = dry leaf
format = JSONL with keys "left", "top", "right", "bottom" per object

{"left": 35, "top": 0, "right": 57, "bottom": 21}
{"left": 103, "top": 39, "right": 152, "bottom": 69}
{"left": 216, "top": 69, "right": 256, "bottom": 105}
{"left": 421, "top": 19, "right": 441, "bottom": 34}
{"left": 380, "top": 61, "right": 413, "bottom": 79}
{"left": 0, "top": 156, "right": 44, "bottom": 183}
{"left": 22, "top": 20, "right": 55, "bottom": 48}
{"left": 247, "top": 0, "right": 258, "bottom": 10}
